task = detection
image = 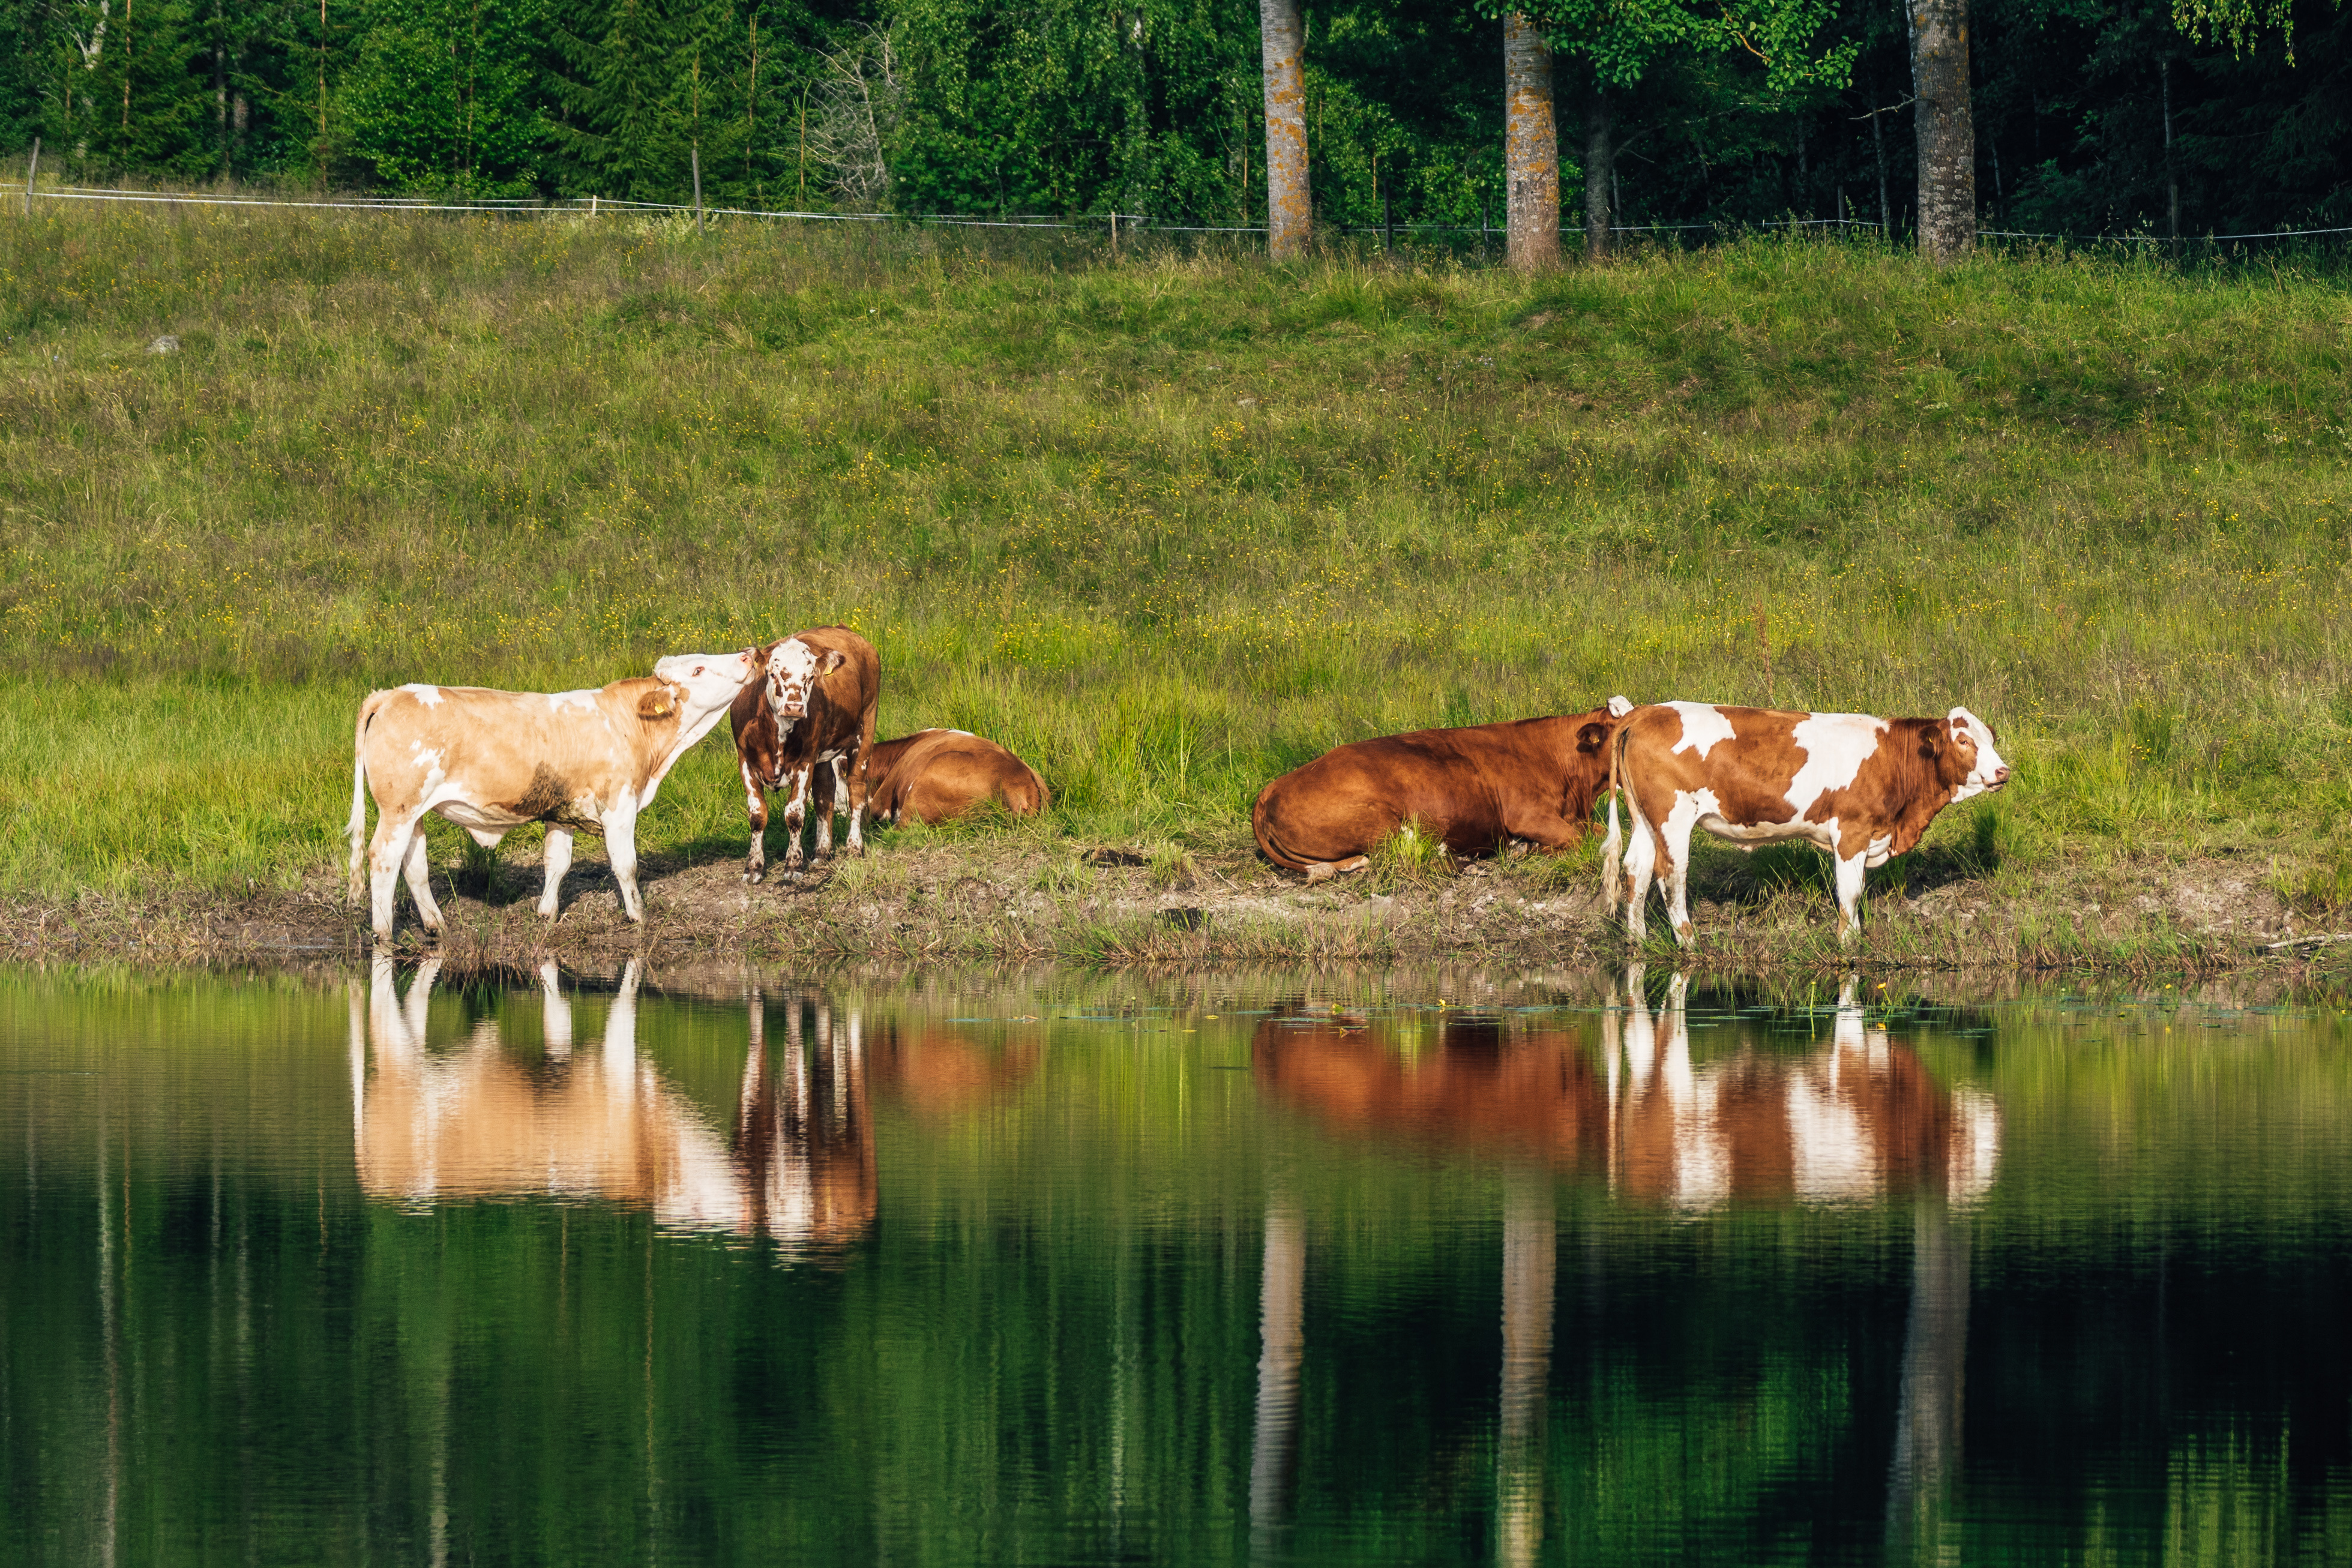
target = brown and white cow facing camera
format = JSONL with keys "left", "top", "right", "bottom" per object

{"left": 730, "top": 625, "right": 882, "bottom": 882}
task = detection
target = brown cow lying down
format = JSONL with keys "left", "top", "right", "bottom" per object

{"left": 861, "top": 729, "right": 1051, "bottom": 826}
{"left": 345, "top": 649, "right": 759, "bottom": 942}
{"left": 1602, "top": 702, "right": 2012, "bottom": 947}
{"left": 730, "top": 625, "right": 881, "bottom": 882}
{"left": 1251, "top": 700, "right": 1631, "bottom": 883}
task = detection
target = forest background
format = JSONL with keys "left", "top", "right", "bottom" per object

{"left": 0, "top": 0, "right": 2345, "bottom": 241}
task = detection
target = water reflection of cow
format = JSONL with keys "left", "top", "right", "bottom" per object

{"left": 1248, "top": 972, "right": 1999, "bottom": 1206}
{"left": 1245, "top": 973, "right": 1999, "bottom": 1566}
{"left": 351, "top": 959, "right": 874, "bottom": 1253}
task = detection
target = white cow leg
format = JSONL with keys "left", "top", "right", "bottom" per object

{"left": 606, "top": 811, "right": 645, "bottom": 922}
{"left": 1662, "top": 817, "right": 1699, "bottom": 949}
{"left": 1666, "top": 843, "right": 1696, "bottom": 947}
{"left": 781, "top": 769, "right": 811, "bottom": 871}
{"left": 1622, "top": 826, "right": 1656, "bottom": 943}
{"left": 401, "top": 824, "right": 445, "bottom": 933}
{"left": 1834, "top": 850, "right": 1869, "bottom": 946}
{"left": 367, "top": 813, "right": 417, "bottom": 941}
{"left": 539, "top": 828, "right": 575, "bottom": 918}
{"left": 742, "top": 761, "right": 769, "bottom": 885}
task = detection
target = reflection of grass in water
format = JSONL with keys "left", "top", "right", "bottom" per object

{"left": 2, "top": 205, "right": 2348, "bottom": 903}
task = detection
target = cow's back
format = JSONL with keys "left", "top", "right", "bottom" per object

{"left": 798, "top": 625, "right": 882, "bottom": 745}
{"left": 358, "top": 682, "right": 657, "bottom": 823}
{"left": 871, "top": 730, "right": 1050, "bottom": 824}
{"left": 1254, "top": 713, "right": 1610, "bottom": 867}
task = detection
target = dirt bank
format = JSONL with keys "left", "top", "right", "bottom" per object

{"left": 4, "top": 834, "right": 2345, "bottom": 982}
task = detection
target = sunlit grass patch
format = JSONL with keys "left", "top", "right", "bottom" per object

{"left": 1, "top": 209, "right": 2348, "bottom": 905}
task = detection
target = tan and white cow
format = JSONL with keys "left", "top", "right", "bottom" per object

{"left": 1603, "top": 702, "right": 2011, "bottom": 946}
{"left": 345, "top": 649, "right": 759, "bottom": 942}
{"left": 353, "top": 960, "right": 876, "bottom": 1252}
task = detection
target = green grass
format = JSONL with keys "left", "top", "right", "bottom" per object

{"left": 1, "top": 203, "right": 2349, "bottom": 907}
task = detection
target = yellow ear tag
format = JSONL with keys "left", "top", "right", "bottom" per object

{"left": 638, "top": 687, "right": 676, "bottom": 719}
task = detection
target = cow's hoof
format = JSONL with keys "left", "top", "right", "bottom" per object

{"left": 744, "top": 870, "right": 765, "bottom": 886}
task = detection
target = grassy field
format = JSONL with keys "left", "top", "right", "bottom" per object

{"left": 1, "top": 201, "right": 2348, "bottom": 948}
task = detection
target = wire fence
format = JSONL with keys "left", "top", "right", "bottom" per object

{"left": 11, "top": 176, "right": 2352, "bottom": 255}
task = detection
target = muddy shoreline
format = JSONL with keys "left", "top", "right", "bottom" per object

{"left": 4, "top": 838, "right": 2345, "bottom": 985}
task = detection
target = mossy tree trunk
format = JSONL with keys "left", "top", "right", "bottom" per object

{"left": 1259, "top": 0, "right": 1310, "bottom": 260}
{"left": 1907, "top": 0, "right": 1976, "bottom": 263}
{"left": 1504, "top": 14, "right": 1559, "bottom": 272}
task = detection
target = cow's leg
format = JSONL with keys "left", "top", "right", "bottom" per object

{"left": 780, "top": 768, "right": 812, "bottom": 872}
{"left": 538, "top": 827, "right": 575, "bottom": 918}
{"left": 742, "top": 760, "right": 770, "bottom": 885}
{"left": 605, "top": 810, "right": 645, "bottom": 922}
{"left": 366, "top": 811, "right": 421, "bottom": 942}
{"left": 1660, "top": 809, "right": 1700, "bottom": 949}
{"left": 401, "top": 823, "right": 446, "bottom": 933}
{"left": 842, "top": 749, "right": 870, "bottom": 857}
{"left": 1621, "top": 823, "right": 1656, "bottom": 942}
{"left": 1833, "top": 850, "right": 1869, "bottom": 946}
{"left": 1666, "top": 842, "right": 1697, "bottom": 947}
{"left": 814, "top": 761, "right": 838, "bottom": 859}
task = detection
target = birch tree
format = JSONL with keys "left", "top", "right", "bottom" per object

{"left": 1259, "top": 0, "right": 1308, "bottom": 258}
{"left": 1487, "top": 0, "right": 1853, "bottom": 260}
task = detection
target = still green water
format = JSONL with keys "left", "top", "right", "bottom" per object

{"left": 2, "top": 961, "right": 2348, "bottom": 1567}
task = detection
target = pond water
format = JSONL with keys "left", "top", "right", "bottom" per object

{"left": 3, "top": 961, "right": 2350, "bottom": 1566}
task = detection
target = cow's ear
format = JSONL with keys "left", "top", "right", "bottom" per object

{"left": 823, "top": 649, "right": 847, "bottom": 674}
{"left": 1578, "top": 722, "right": 1608, "bottom": 753}
{"left": 637, "top": 684, "right": 677, "bottom": 719}
{"left": 1917, "top": 724, "right": 1943, "bottom": 763}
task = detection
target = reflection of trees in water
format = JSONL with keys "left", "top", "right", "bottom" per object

{"left": 1250, "top": 968, "right": 2002, "bottom": 1563}
{"left": 355, "top": 960, "right": 874, "bottom": 1255}
{"left": 1887, "top": 1197, "right": 1971, "bottom": 1561}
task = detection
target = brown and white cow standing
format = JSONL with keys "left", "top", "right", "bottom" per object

{"left": 1252, "top": 700, "right": 1631, "bottom": 883}
{"left": 729, "top": 625, "right": 882, "bottom": 882}
{"left": 1602, "top": 702, "right": 2011, "bottom": 946}
{"left": 862, "top": 729, "right": 1051, "bottom": 827}
{"left": 344, "top": 649, "right": 759, "bottom": 942}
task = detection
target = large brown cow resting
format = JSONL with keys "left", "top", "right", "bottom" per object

{"left": 730, "top": 625, "right": 881, "bottom": 882}
{"left": 345, "top": 649, "right": 759, "bottom": 942}
{"left": 1251, "top": 699, "right": 1631, "bottom": 882}
{"left": 862, "top": 729, "right": 1051, "bottom": 826}
{"left": 1602, "top": 702, "right": 2012, "bottom": 947}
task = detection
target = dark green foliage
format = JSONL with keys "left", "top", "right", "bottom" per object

{"left": 0, "top": 0, "right": 2339, "bottom": 233}
{"left": 340, "top": 0, "right": 547, "bottom": 192}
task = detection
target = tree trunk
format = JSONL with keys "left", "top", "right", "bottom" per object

{"left": 1907, "top": 0, "right": 1976, "bottom": 263}
{"left": 1872, "top": 92, "right": 1890, "bottom": 235}
{"left": 2161, "top": 58, "right": 2179, "bottom": 246}
{"left": 1503, "top": 14, "right": 1559, "bottom": 272}
{"left": 1259, "top": 0, "right": 1310, "bottom": 260}
{"left": 1583, "top": 79, "right": 1613, "bottom": 260}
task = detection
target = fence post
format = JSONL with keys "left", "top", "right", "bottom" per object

{"left": 23, "top": 139, "right": 37, "bottom": 217}
{"left": 590, "top": 193, "right": 598, "bottom": 218}
{"left": 1383, "top": 185, "right": 1393, "bottom": 253}
{"left": 692, "top": 145, "right": 704, "bottom": 232}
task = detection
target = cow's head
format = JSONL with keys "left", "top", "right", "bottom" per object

{"left": 651, "top": 648, "right": 762, "bottom": 718}
{"left": 1935, "top": 707, "right": 2011, "bottom": 801}
{"left": 765, "top": 637, "right": 847, "bottom": 721}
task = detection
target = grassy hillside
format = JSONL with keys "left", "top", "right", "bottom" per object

{"left": 0, "top": 204, "right": 2347, "bottom": 925}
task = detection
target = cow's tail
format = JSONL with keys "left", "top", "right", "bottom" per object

{"left": 1600, "top": 703, "right": 1634, "bottom": 915}
{"left": 346, "top": 690, "right": 391, "bottom": 903}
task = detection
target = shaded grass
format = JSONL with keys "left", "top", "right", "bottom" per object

{"left": 1, "top": 203, "right": 2348, "bottom": 908}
